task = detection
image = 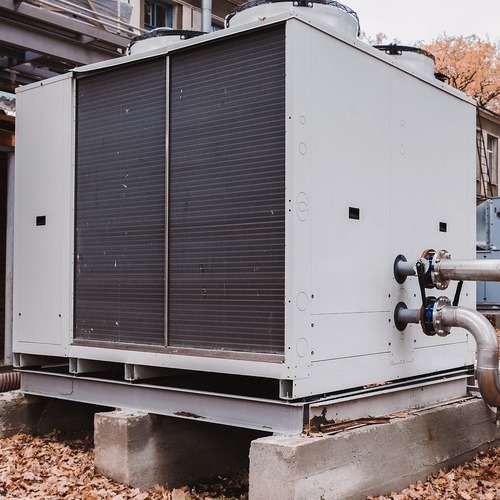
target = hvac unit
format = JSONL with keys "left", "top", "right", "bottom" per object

{"left": 13, "top": 1, "right": 487, "bottom": 434}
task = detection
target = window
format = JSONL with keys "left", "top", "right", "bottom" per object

{"left": 487, "top": 134, "right": 499, "bottom": 184}
{"left": 144, "top": 0, "right": 173, "bottom": 29}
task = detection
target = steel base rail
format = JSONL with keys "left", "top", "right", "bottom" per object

{"left": 20, "top": 371, "right": 306, "bottom": 435}
{"left": 19, "top": 366, "right": 472, "bottom": 435}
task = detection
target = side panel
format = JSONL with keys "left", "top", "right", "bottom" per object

{"left": 14, "top": 77, "right": 73, "bottom": 348}
{"left": 285, "top": 21, "right": 476, "bottom": 397}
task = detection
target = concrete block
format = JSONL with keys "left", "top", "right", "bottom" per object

{"left": 94, "top": 410, "right": 265, "bottom": 489}
{"left": 249, "top": 398, "right": 500, "bottom": 500}
{"left": 0, "top": 391, "right": 34, "bottom": 437}
{"left": 0, "top": 391, "right": 103, "bottom": 437}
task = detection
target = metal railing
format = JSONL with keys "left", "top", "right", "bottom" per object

{"left": 23, "top": 0, "right": 145, "bottom": 37}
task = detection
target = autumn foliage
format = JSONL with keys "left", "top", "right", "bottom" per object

{"left": 422, "top": 35, "right": 500, "bottom": 114}
{"left": 0, "top": 432, "right": 248, "bottom": 499}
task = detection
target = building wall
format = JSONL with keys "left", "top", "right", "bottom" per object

{"left": 478, "top": 108, "right": 500, "bottom": 199}
{"left": 126, "top": 0, "right": 239, "bottom": 31}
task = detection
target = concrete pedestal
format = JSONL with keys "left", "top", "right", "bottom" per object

{"left": 5, "top": 392, "right": 500, "bottom": 498}
{"left": 249, "top": 398, "right": 500, "bottom": 499}
{"left": 94, "top": 410, "right": 265, "bottom": 490}
{"left": 0, "top": 391, "right": 100, "bottom": 437}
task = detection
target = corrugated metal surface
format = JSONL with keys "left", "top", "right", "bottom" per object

{"left": 74, "top": 58, "right": 166, "bottom": 345}
{"left": 168, "top": 26, "right": 286, "bottom": 354}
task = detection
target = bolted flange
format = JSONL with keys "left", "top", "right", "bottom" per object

{"left": 420, "top": 296, "right": 451, "bottom": 336}
{"left": 421, "top": 248, "right": 451, "bottom": 290}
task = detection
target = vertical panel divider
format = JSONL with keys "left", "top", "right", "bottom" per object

{"left": 165, "top": 55, "right": 170, "bottom": 346}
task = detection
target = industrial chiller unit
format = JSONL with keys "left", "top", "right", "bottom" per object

{"left": 13, "top": 0, "right": 499, "bottom": 434}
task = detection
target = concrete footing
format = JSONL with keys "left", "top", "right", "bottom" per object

{"left": 4, "top": 391, "right": 500, "bottom": 498}
{"left": 0, "top": 391, "right": 102, "bottom": 437}
{"left": 249, "top": 398, "right": 500, "bottom": 499}
{"left": 94, "top": 410, "right": 266, "bottom": 490}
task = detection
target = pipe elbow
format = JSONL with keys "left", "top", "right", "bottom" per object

{"left": 476, "top": 368, "right": 500, "bottom": 408}
{"left": 440, "top": 305, "right": 500, "bottom": 408}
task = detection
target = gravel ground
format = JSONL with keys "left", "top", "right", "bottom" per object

{"left": 3, "top": 431, "right": 500, "bottom": 499}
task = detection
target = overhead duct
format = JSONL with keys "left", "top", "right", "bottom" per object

{"left": 201, "top": 0, "right": 213, "bottom": 32}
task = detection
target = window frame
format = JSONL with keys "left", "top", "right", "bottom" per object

{"left": 487, "top": 133, "right": 499, "bottom": 185}
{"left": 144, "top": 0, "right": 173, "bottom": 29}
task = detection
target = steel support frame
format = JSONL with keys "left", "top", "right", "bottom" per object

{"left": 309, "top": 372, "right": 472, "bottom": 426}
{"left": 20, "top": 371, "right": 306, "bottom": 435}
{"left": 19, "top": 367, "right": 473, "bottom": 435}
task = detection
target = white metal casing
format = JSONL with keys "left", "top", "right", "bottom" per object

{"left": 14, "top": 13, "right": 476, "bottom": 400}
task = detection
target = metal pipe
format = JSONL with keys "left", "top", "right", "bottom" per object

{"left": 394, "top": 259, "right": 415, "bottom": 278}
{"left": 440, "top": 305, "right": 500, "bottom": 408}
{"left": 201, "top": 0, "right": 212, "bottom": 33}
{"left": 397, "top": 307, "right": 420, "bottom": 325}
{"left": 437, "top": 259, "right": 500, "bottom": 282}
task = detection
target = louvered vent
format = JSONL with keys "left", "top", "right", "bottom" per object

{"left": 168, "top": 25, "right": 286, "bottom": 354}
{"left": 74, "top": 59, "right": 166, "bottom": 345}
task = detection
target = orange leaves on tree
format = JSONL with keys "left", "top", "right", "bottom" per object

{"left": 423, "top": 35, "right": 500, "bottom": 114}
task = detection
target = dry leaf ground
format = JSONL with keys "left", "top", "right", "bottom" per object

{"left": 369, "top": 448, "right": 500, "bottom": 499}
{"left": 2, "top": 413, "right": 493, "bottom": 500}
{"left": 0, "top": 432, "right": 247, "bottom": 499}
{"left": 3, "top": 431, "right": 500, "bottom": 499}
{"left": 2, "top": 328, "right": 500, "bottom": 498}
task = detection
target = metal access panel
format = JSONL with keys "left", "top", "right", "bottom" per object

{"left": 477, "top": 197, "right": 500, "bottom": 250}
{"left": 477, "top": 250, "right": 500, "bottom": 306}
{"left": 13, "top": 74, "right": 73, "bottom": 351}
{"left": 476, "top": 198, "right": 500, "bottom": 307}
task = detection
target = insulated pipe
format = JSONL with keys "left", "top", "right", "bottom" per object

{"left": 439, "top": 306, "right": 500, "bottom": 408}
{"left": 436, "top": 259, "right": 500, "bottom": 282}
{"left": 0, "top": 371, "right": 20, "bottom": 392}
{"left": 201, "top": 0, "right": 212, "bottom": 33}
